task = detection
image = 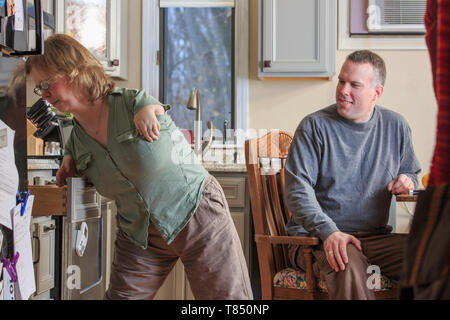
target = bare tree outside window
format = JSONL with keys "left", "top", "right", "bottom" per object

{"left": 162, "top": 7, "right": 233, "bottom": 134}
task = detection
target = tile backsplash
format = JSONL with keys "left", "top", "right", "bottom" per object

{"left": 202, "top": 144, "right": 245, "bottom": 164}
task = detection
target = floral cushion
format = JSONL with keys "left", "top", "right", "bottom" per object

{"left": 273, "top": 268, "right": 395, "bottom": 292}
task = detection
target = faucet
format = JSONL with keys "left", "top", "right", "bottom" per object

{"left": 187, "top": 88, "right": 202, "bottom": 156}
{"left": 187, "top": 89, "right": 215, "bottom": 159}
{"left": 201, "top": 120, "right": 215, "bottom": 157}
{"left": 223, "top": 120, "right": 228, "bottom": 145}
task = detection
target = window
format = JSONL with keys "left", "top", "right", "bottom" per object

{"left": 161, "top": 7, "right": 233, "bottom": 133}
{"left": 142, "top": 0, "right": 249, "bottom": 144}
{"left": 65, "top": 0, "right": 108, "bottom": 61}
{"left": 338, "top": 0, "right": 427, "bottom": 50}
{"left": 351, "top": 0, "right": 426, "bottom": 35}
{"left": 56, "top": 0, "right": 128, "bottom": 79}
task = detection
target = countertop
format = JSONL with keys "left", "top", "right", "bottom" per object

{"left": 202, "top": 162, "right": 247, "bottom": 172}
{"left": 27, "top": 158, "right": 247, "bottom": 172}
{"left": 28, "top": 158, "right": 60, "bottom": 170}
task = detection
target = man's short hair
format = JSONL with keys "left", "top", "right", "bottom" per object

{"left": 346, "top": 50, "right": 386, "bottom": 87}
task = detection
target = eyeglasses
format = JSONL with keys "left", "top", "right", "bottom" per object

{"left": 33, "top": 80, "right": 53, "bottom": 96}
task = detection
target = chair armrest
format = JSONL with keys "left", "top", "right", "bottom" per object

{"left": 255, "top": 234, "right": 320, "bottom": 246}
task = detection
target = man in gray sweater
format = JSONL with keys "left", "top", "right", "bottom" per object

{"left": 285, "top": 50, "right": 421, "bottom": 299}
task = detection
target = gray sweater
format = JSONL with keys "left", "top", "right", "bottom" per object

{"left": 285, "top": 104, "right": 421, "bottom": 241}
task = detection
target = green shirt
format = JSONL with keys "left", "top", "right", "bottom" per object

{"left": 64, "top": 88, "right": 209, "bottom": 249}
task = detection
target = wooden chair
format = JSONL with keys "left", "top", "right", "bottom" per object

{"left": 245, "top": 131, "right": 398, "bottom": 300}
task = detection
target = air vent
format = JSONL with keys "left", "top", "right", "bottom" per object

{"left": 367, "top": 0, "right": 426, "bottom": 33}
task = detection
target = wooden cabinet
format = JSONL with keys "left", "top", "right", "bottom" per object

{"left": 154, "top": 171, "right": 251, "bottom": 300}
{"left": 258, "top": 0, "right": 336, "bottom": 78}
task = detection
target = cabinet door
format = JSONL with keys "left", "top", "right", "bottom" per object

{"left": 231, "top": 211, "right": 245, "bottom": 250}
{"left": 154, "top": 260, "right": 186, "bottom": 300}
{"left": 32, "top": 218, "right": 56, "bottom": 296}
{"left": 182, "top": 210, "right": 246, "bottom": 301}
{"left": 213, "top": 174, "right": 250, "bottom": 265}
{"left": 259, "top": 0, "right": 336, "bottom": 77}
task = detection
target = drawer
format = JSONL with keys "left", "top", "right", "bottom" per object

{"left": 215, "top": 177, "right": 246, "bottom": 208}
{"left": 29, "top": 185, "right": 67, "bottom": 216}
{"left": 67, "top": 178, "right": 101, "bottom": 222}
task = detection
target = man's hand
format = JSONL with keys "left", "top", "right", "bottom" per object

{"left": 387, "top": 174, "right": 414, "bottom": 195}
{"left": 56, "top": 156, "right": 77, "bottom": 187}
{"left": 323, "top": 231, "right": 362, "bottom": 272}
{"left": 134, "top": 104, "right": 165, "bottom": 142}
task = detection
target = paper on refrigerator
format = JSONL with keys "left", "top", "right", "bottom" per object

{"left": 2, "top": 268, "right": 14, "bottom": 300}
{"left": 0, "top": 120, "right": 19, "bottom": 230}
{"left": 10, "top": 198, "right": 35, "bottom": 300}
{"left": 11, "top": 195, "right": 36, "bottom": 300}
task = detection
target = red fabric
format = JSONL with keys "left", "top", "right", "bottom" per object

{"left": 425, "top": 0, "right": 450, "bottom": 185}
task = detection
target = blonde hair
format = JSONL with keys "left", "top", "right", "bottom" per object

{"left": 25, "top": 34, "right": 115, "bottom": 103}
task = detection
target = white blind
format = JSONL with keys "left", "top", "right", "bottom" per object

{"left": 160, "top": 0, "right": 235, "bottom": 8}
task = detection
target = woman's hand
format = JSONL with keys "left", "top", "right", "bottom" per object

{"left": 134, "top": 104, "right": 165, "bottom": 142}
{"left": 56, "top": 156, "right": 77, "bottom": 187}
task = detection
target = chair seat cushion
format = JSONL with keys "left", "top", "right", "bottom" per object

{"left": 273, "top": 268, "right": 395, "bottom": 292}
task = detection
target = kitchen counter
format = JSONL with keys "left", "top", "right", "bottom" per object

{"left": 202, "top": 162, "right": 247, "bottom": 172}
{"left": 27, "top": 158, "right": 247, "bottom": 173}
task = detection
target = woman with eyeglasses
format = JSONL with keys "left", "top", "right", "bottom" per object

{"left": 25, "top": 34, "right": 252, "bottom": 300}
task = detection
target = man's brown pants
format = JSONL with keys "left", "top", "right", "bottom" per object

{"left": 289, "top": 232, "right": 407, "bottom": 299}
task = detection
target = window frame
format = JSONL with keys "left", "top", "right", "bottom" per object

{"left": 142, "top": 0, "right": 249, "bottom": 143}
{"left": 159, "top": 7, "right": 235, "bottom": 130}
{"left": 338, "top": 0, "right": 427, "bottom": 51}
{"left": 55, "top": 0, "right": 128, "bottom": 79}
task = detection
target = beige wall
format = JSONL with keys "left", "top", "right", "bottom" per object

{"left": 248, "top": 0, "right": 437, "bottom": 180}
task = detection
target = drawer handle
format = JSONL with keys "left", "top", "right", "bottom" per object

{"left": 44, "top": 225, "right": 56, "bottom": 232}
{"left": 33, "top": 233, "right": 40, "bottom": 265}
{"left": 264, "top": 60, "right": 272, "bottom": 68}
